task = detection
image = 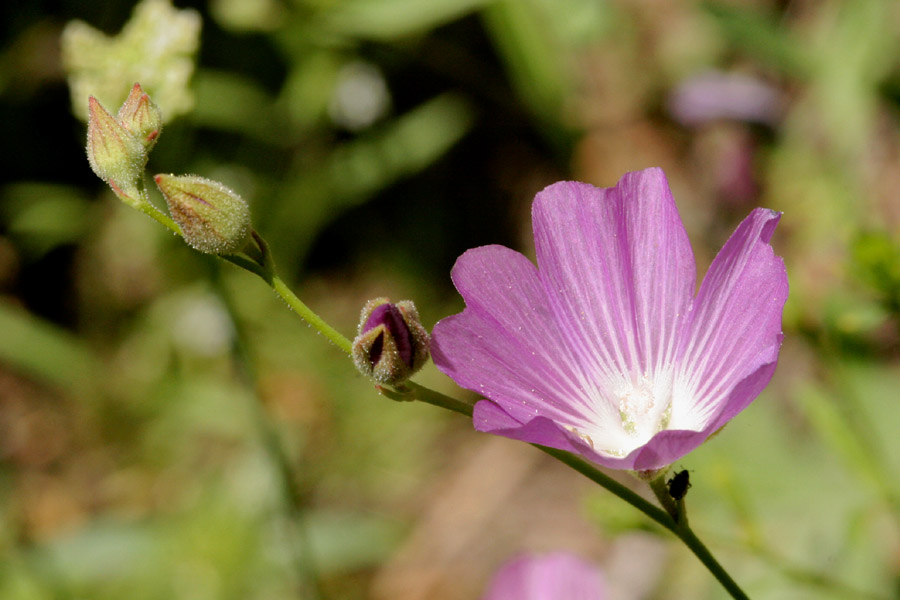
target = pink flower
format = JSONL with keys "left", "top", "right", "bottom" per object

{"left": 432, "top": 168, "right": 788, "bottom": 471}
{"left": 481, "top": 553, "right": 606, "bottom": 600}
{"left": 668, "top": 71, "right": 782, "bottom": 127}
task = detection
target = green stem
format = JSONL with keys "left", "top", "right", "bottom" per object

{"left": 405, "top": 382, "right": 476, "bottom": 416}
{"left": 129, "top": 179, "right": 182, "bottom": 235}
{"left": 675, "top": 526, "right": 749, "bottom": 600}
{"left": 135, "top": 200, "right": 180, "bottom": 234}
{"left": 649, "top": 473, "right": 680, "bottom": 520}
{"left": 269, "top": 274, "right": 352, "bottom": 354}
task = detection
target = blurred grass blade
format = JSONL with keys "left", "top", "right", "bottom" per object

{"left": 480, "top": 0, "right": 570, "bottom": 129}
{"left": 0, "top": 301, "right": 98, "bottom": 390}
{"left": 192, "top": 69, "right": 293, "bottom": 143}
{"left": 321, "top": 0, "right": 491, "bottom": 40}
{"left": 702, "top": 1, "right": 810, "bottom": 76}
{"left": 267, "top": 92, "right": 474, "bottom": 262}
{"left": 796, "top": 384, "right": 892, "bottom": 503}
{"left": 2, "top": 183, "right": 92, "bottom": 258}
{"left": 329, "top": 93, "right": 474, "bottom": 195}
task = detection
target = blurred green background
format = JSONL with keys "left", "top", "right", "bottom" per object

{"left": 2, "top": 0, "right": 900, "bottom": 598}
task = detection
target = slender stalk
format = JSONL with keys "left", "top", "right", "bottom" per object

{"left": 649, "top": 473, "right": 680, "bottom": 520}
{"left": 269, "top": 274, "right": 352, "bottom": 354}
{"left": 227, "top": 230, "right": 352, "bottom": 355}
{"left": 131, "top": 179, "right": 182, "bottom": 235}
{"left": 404, "top": 382, "right": 476, "bottom": 416}
{"left": 135, "top": 199, "right": 180, "bottom": 234}
{"left": 676, "top": 526, "right": 750, "bottom": 600}
{"left": 539, "top": 446, "right": 673, "bottom": 526}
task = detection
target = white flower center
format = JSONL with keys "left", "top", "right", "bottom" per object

{"left": 569, "top": 371, "right": 693, "bottom": 460}
{"left": 615, "top": 373, "right": 672, "bottom": 440}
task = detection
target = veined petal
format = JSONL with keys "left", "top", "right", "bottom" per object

{"left": 532, "top": 170, "right": 695, "bottom": 444}
{"left": 671, "top": 208, "right": 788, "bottom": 431}
{"left": 473, "top": 401, "right": 588, "bottom": 456}
{"left": 432, "top": 245, "right": 602, "bottom": 429}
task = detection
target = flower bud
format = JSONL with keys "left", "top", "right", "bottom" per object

{"left": 154, "top": 174, "right": 252, "bottom": 254}
{"left": 117, "top": 83, "right": 162, "bottom": 151}
{"left": 87, "top": 95, "right": 145, "bottom": 200}
{"left": 353, "top": 298, "right": 430, "bottom": 385}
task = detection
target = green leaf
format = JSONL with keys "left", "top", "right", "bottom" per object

{"left": 481, "top": 0, "right": 571, "bottom": 128}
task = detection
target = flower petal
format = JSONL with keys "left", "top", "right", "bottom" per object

{"left": 432, "top": 245, "right": 602, "bottom": 429}
{"left": 482, "top": 553, "right": 606, "bottom": 600}
{"left": 628, "top": 429, "right": 708, "bottom": 471}
{"left": 532, "top": 169, "right": 696, "bottom": 448}
{"left": 473, "top": 401, "right": 587, "bottom": 455}
{"left": 671, "top": 208, "right": 788, "bottom": 431}
{"left": 534, "top": 170, "right": 695, "bottom": 382}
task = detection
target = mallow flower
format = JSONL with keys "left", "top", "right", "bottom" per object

{"left": 432, "top": 168, "right": 787, "bottom": 472}
{"left": 481, "top": 553, "right": 606, "bottom": 600}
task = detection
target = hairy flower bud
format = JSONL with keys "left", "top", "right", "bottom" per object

{"left": 117, "top": 82, "right": 162, "bottom": 150}
{"left": 87, "top": 95, "right": 145, "bottom": 200}
{"left": 353, "top": 298, "right": 430, "bottom": 385}
{"left": 154, "top": 174, "right": 252, "bottom": 254}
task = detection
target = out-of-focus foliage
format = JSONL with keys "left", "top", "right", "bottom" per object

{"left": 2, "top": 0, "right": 900, "bottom": 598}
{"left": 61, "top": 0, "right": 201, "bottom": 121}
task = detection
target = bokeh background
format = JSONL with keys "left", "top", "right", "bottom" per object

{"left": 2, "top": 0, "right": 900, "bottom": 598}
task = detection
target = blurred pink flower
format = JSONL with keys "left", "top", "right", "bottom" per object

{"left": 432, "top": 168, "right": 788, "bottom": 471}
{"left": 668, "top": 71, "right": 782, "bottom": 126}
{"left": 481, "top": 553, "right": 606, "bottom": 600}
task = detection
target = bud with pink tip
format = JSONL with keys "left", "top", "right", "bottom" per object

{"left": 353, "top": 298, "right": 430, "bottom": 385}
{"left": 86, "top": 95, "right": 145, "bottom": 200}
{"left": 117, "top": 83, "right": 162, "bottom": 151}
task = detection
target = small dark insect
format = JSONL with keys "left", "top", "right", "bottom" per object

{"left": 667, "top": 469, "right": 691, "bottom": 500}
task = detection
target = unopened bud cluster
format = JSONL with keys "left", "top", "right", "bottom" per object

{"left": 353, "top": 298, "right": 430, "bottom": 385}
{"left": 86, "top": 83, "right": 252, "bottom": 255}
{"left": 86, "top": 83, "right": 161, "bottom": 201}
